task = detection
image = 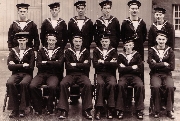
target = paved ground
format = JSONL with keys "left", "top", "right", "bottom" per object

{"left": 0, "top": 48, "right": 179, "bottom": 121}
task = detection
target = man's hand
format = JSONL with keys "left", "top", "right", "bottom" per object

{"left": 119, "top": 63, "right": 125, "bottom": 67}
{"left": 132, "top": 65, "right": 138, "bottom": 69}
{"left": 9, "top": 61, "right": 15, "bottom": 64}
{"left": 23, "top": 63, "right": 29, "bottom": 67}
{"left": 98, "top": 59, "right": 104, "bottom": 64}
{"left": 164, "top": 62, "right": 169, "bottom": 67}
{"left": 84, "top": 60, "right": 88, "bottom": 63}
{"left": 110, "top": 58, "right": 117, "bottom": 62}
{"left": 71, "top": 63, "right": 76, "bottom": 66}
{"left": 42, "top": 61, "right": 47, "bottom": 64}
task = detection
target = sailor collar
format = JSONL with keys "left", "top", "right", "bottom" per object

{"left": 71, "top": 16, "right": 90, "bottom": 24}
{"left": 13, "top": 19, "right": 32, "bottom": 30}
{"left": 119, "top": 50, "right": 138, "bottom": 64}
{"left": 43, "top": 46, "right": 60, "bottom": 60}
{"left": 46, "top": 18, "right": 64, "bottom": 26}
{"left": 151, "top": 45, "right": 171, "bottom": 62}
{"left": 12, "top": 47, "right": 32, "bottom": 61}
{"left": 125, "top": 17, "right": 143, "bottom": 25}
{"left": 96, "top": 15, "right": 115, "bottom": 27}
{"left": 96, "top": 46, "right": 115, "bottom": 60}
{"left": 153, "top": 20, "right": 168, "bottom": 29}
{"left": 68, "top": 47, "right": 87, "bottom": 61}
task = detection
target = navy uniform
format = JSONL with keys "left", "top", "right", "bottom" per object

{"left": 93, "top": 34, "right": 118, "bottom": 119}
{"left": 30, "top": 33, "right": 64, "bottom": 114}
{"left": 148, "top": 7, "right": 175, "bottom": 50}
{"left": 121, "top": 0, "right": 147, "bottom": 83}
{"left": 8, "top": 3, "right": 40, "bottom": 51}
{"left": 57, "top": 36, "right": 93, "bottom": 119}
{"left": 68, "top": 0, "right": 93, "bottom": 50}
{"left": 147, "top": 30, "right": 175, "bottom": 119}
{"left": 94, "top": 0, "right": 121, "bottom": 49}
{"left": 121, "top": 0, "right": 147, "bottom": 60}
{"left": 40, "top": 2, "right": 68, "bottom": 49}
{"left": 7, "top": 32, "right": 35, "bottom": 117}
{"left": 115, "top": 38, "right": 144, "bottom": 119}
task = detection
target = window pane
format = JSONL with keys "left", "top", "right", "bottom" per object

{"left": 175, "top": 12, "right": 178, "bottom": 17}
{"left": 179, "top": 25, "right": 180, "bottom": 30}
{"left": 175, "top": 5, "right": 178, "bottom": 11}
{"left": 175, "top": 25, "right": 178, "bottom": 30}
{"left": 175, "top": 19, "right": 178, "bottom": 24}
{"left": 179, "top": 19, "right": 180, "bottom": 24}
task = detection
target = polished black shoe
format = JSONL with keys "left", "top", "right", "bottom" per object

{"left": 117, "top": 110, "right": 124, "bottom": 119}
{"left": 167, "top": 111, "right": 175, "bottom": 119}
{"left": 94, "top": 109, "right": 101, "bottom": 120}
{"left": 9, "top": 110, "right": 18, "bottom": 118}
{"left": 19, "top": 110, "right": 25, "bottom": 117}
{"left": 58, "top": 110, "right": 68, "bottom": 119}
{"left": 154, "top": 112, "right": 159, "bottom": 118}
{"left": 136, "top": 110, "right": 143, "bottom": 119}
{"left": 107, "top": 109, "right": 113, "bottom": 119}
{"left": 83, "top": 109, "right": 92, "bottom": 119}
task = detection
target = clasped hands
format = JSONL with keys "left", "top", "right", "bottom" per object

{"left": 70, "top": 60, "right": 88, "bottom": 66}
{"left": 152, "top": 59, "right": 169, "bottom": 66}
{"left": 9, "top": 61, "right": 29, "bottom": 67}
{"left": 119, "top": 63, "right": 138, "bottom": 69}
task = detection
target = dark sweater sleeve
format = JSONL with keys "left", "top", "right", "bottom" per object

{"left": 142, "top": 21, "right": 147, "bottom": 43}
{"left": 32, "top": 22, "right": 40, "bottom": 51}
{"left": 8, "top": 23, "right": 15, "bottom": 49}
{"left": 7, "top": 51, "right": 23, "bottom": 71}
{"left": 115, "top": 18, "right": 121, "bottom": 43}
{"left": 36, "top": 50, "right": 49, "bottom": 68}
{"left": 158, "top": 48, "right": 175, "bottom": 72}
{"left": 92, "top": 49, "right": 103, "bottom": 68}
{"left": 167, "top": 23, "right": 175, "bottom": 50}
{"left": 62, "top": 21, "right": 68, "bottom": 48}
{"left": 121, "top": 21, "right": 126, "bottom": 42}
{"left": 76, "top": 50, "right": 91, "bottom": 69}
{"left": 147, "top": 48, "right": 166, "bottom": 69}
{"left": 118, "top": 54, "right": 133, "bottom": 73}
{"left": 40, "top": 20, "right": 46, "bottom": 47}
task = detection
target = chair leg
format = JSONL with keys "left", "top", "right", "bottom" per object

{"left": 3, "top": 93, "right": 8, "bottom": 112}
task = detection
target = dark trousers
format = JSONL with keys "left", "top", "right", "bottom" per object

{"left": 116, "top": 74, "right": 144, "bottom": 111}
{"left": 30, "top": 73, "right": 59, "bottom": 112}
{"left": 57, "top": 74, "right": 93, "bottom": 112}
{"left": 150, "top": 73, "right": 174, "bottom": 112}
{"left": 95, "top": 73, "right": 117, "bottom": 108}
{"left": 7, "top": 73, "right": 32, "bottom": 110}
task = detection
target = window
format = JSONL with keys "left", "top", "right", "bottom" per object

{"left": 173, "top": 4, "right": 180, "bottom": 37}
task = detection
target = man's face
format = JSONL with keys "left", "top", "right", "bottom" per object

{"left": 50, "top": 7, "right": 60, "bottom": 17}
{"left": 18, "top": 8, "right": 28, "bottom": 20}
{"left": 156, "top": 35, "right": 167, "bottom": 47}
{"left": 47, "top": 35, "right": 57, "bottom": 48}
{"left": 129, "top": 4, "right": 139, "bottom": 16}
{"left": 18, "top": 38, "right": 28, "bottom": 48}
{"left": 101, "top": 5, "right": 111, "bottom": 17}
{"left": 76, "top": 6, "right": 86, "bottom": 16}
{"left": 124, "top": 41, "right": 134, "bottom": 52}
{"left": 73, "top": 37, "right": 82, "bottom": 50}
{"left": 101, "top": 38, "right": 110, "bottom": 49}
{"left": 154, "top": 12, "right": 164, "bottom": 22}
